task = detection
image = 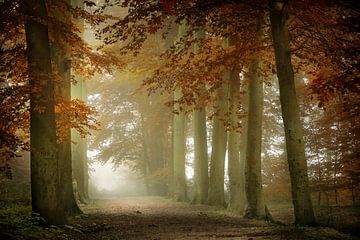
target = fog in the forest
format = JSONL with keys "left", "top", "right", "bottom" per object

{"left": 1, "top": 0, "right": 359, "bottom": 239}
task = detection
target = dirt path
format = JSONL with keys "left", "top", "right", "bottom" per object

{"left": 64, "top": 197, "right": 355, "bottom": 240}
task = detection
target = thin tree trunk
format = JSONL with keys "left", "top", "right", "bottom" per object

{"left": 227, "top": 35, "right": 244, "bottom": 213}
{"left": 165, "top": 21, "right": 178, "bottom": 199}
{"left": 238, "top": 78, "right": 248, "bottom": 212}
{"left": 269, "top": 1, "right": 316, "bottom": 226}
{"left": 139, "top": 113, "right": 150, "bottom": 194}
{"left": 192, "top": 29, "right": 208, "bottom": 204}
{"left": 173, "top": 88, "right": 187, "bottom": 201}
{"left": 168, "top": 123, "right": 174, "bottom": 198}
{"left": 24, "top": 0, "right": 65, "bottom": 225}
{"left": 71, "top": 0, "right": 89, "bottom": 203}
{"left": 172, "top": 22, "right": 187, "bottom": 201}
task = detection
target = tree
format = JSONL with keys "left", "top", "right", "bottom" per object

{"left": 71, "top": 0, "right": 90, "bottom": 204}
{"left": 244, "top": 15, "right": 267, "bottom": 219}
{"left": 227, "top": 36, "right": 244, "bottom": 213}
{"left": 24, "top": 0, "right": 65, "bottom": 225}
{"left": 172, "top": 87, "right": 187, "bottom": 201}
{"left": 50, "top": 0, "right": 82, "bottom": 215}
{"left": 171, "top": 22, "right": 188, "bottom": 201}
{"left": 192, "top": 29, "right": 209, "bottom": 205}
{"left": 269, "top": 0, "right": 316, "bottom": 225}
{"left": 208, "top": 39, "right": 230, "bottom": 207}
{"left": 237, "top": 75, "right": 248, "bottom": 213}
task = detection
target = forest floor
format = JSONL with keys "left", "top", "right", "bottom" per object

{"left": 60, "top": 196, "right": 359, "bottom": 240}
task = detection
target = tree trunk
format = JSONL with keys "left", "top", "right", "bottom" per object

{"left": 238, "top": 78, "right": 248, "bottom": 213}
{"left": 243, "top": 14, "right": 269, "bottom": 219}
{"left": 71, "top": 0, "right": 89, "bottom": 203}
{"left": 165, "top": 21, "right": 178, "bottom": 199}
{"left": 53, "top": 51, "right": 82, "bottom": 215}
{"left": 52, "top": 0, "right": 82, "bottom": 216}
{"left": 227, "top": 36, "right": 244, "bottom": 213}
{"left": 192, "top": 29, "right": 208, "bottom": 204}
{"left": 208, "top": 42, "right": 229, "bottom": 206}
{"left": 244, "top": 46, "right": 265, "bottom": 219}
{"left": 269, "top": 1, "right": 316, "bottom": 226}
{"left": 24, "top": 0, "right": 65, "bottom": 225}
{"left": 173, "top": 88, "right": 187, "bottom": 201}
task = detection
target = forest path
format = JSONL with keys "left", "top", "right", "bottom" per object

{"left": 65, "top": 197, "right": 352, "bottom": 240}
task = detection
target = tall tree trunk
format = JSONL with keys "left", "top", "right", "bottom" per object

{"left": 173, "top": 88, "right": 187, "bottom": 201}
{"left": 208, "top": 40, "right": 230, "bottom": 206}
{"left": 140, "top": 113, "right": 150, "bottom": 194}
{"left": 172, "top": 22, "right": 187, "bottom": 201}
{"left": 24, "top": 0, "right": 65, "bottom": 225}
{"left": 244, "top": 45, "right": 265, "bottom": 219}
{"left": 165, "top": 21, "right": 178, "bottom": 199}
{"left": 192, "top": 29, "right": 208, "bottom": 204}
{"left": 227, "top": 36, "right": 244, "bottom": 213}
{"left": 52, "top": 0, "right": 82, "bottom": 216}
{"left": 238, "top": 78, "right": 248, "bottom": 212}
{"left": 244, "top": 14, "right": 269, "bottom": 219}
{"left": 53, "top": 50, "right": 82, "bottom": 215}
{"left": 269, "top": 1, "right": 316, "bottom": 226}
{"left": 71, "top": 0, "right": 89, "bottom": 203}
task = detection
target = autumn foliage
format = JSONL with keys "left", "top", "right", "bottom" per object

{"left": 0, "top": 0, "right": 120, "bottom": 176}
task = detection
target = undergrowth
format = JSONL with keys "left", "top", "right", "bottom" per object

{"left": 0, "top": 204, "right": 68, "bottom": 240}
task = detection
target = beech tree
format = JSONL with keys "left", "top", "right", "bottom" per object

{"left": 208, "top": 39, "right": 231, "bottom": 207}
{"left": 269, "top": 0, "right": 316, "bottom": 225}
{"left": 227, "top": 36, "right": 244, "bottom": 213}
{"left": 71, "top": 0, "right": 90, "bottom": 204}
{"left": 1, "top": 0, "right": 120, "bottom": 224}
{"left": 192, "top": 29, "right": 208, "bottom": 205}
{"left": 24, "top": 0, "right": 65, "bottom": 225}
{"left": 244, "top": 15, "right": 267, "bottom": 219}
{"left": 50, "top": 0, "right": 82, "bottom": 215}
{"left": 172, "top": 23, "right": 188, "bottom": 202}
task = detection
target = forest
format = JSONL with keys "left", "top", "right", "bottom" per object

{"left": 0, "top": 0, "right": 359, "bottom": 239}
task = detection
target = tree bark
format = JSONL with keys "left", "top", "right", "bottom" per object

{"left": 192, "top": 29, "right": 208, "bottom": 204}
{"left": 71, "top": 0, "right": 89, "bottom": 203}
{"left": 173, "top": 88, "right": 187, "bottom": 201}
{"left": 227, "top": 36, "right": 245, "bottom": 213}
{"left": 208, "top": 41, "right": 229, "bottom": 206}
{"left": 269, "top": 1, "right": 316, "bottom": 226}
{"left": 238, "top": 78, "right": 248, "bottom": 213}
{"left": 52, "top": 0, "right": 82, "bottom": 216}
{"left": 243, "top": 14, "right": 269, "bottom": 219}
{"left": 24, "top": 0, "right": 65, "bottom": 225}
{"left": 244, "top": 48, "right": 265, "bottom": 219}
